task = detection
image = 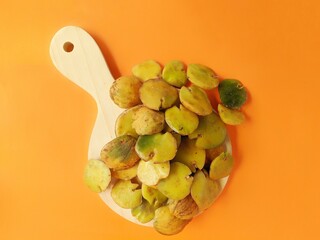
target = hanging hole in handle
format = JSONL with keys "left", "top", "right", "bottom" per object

{"left": 63, "top": 42, "right": 74, "bottom": 52}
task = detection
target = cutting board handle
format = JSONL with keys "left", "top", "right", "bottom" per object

{"left": 49, "top": 26, "right": 123, "bottom": 157}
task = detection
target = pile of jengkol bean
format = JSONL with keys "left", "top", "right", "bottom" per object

{"left": 83, "top": 60, "right": 248, "bottom": 235}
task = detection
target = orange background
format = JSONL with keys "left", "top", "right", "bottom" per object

{"left": 1, "top": 1, "right": 320, "bottom": 239}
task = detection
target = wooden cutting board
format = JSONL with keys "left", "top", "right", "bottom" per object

{"left": 49, "top": 26, "right": 231, "bottom": 227}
